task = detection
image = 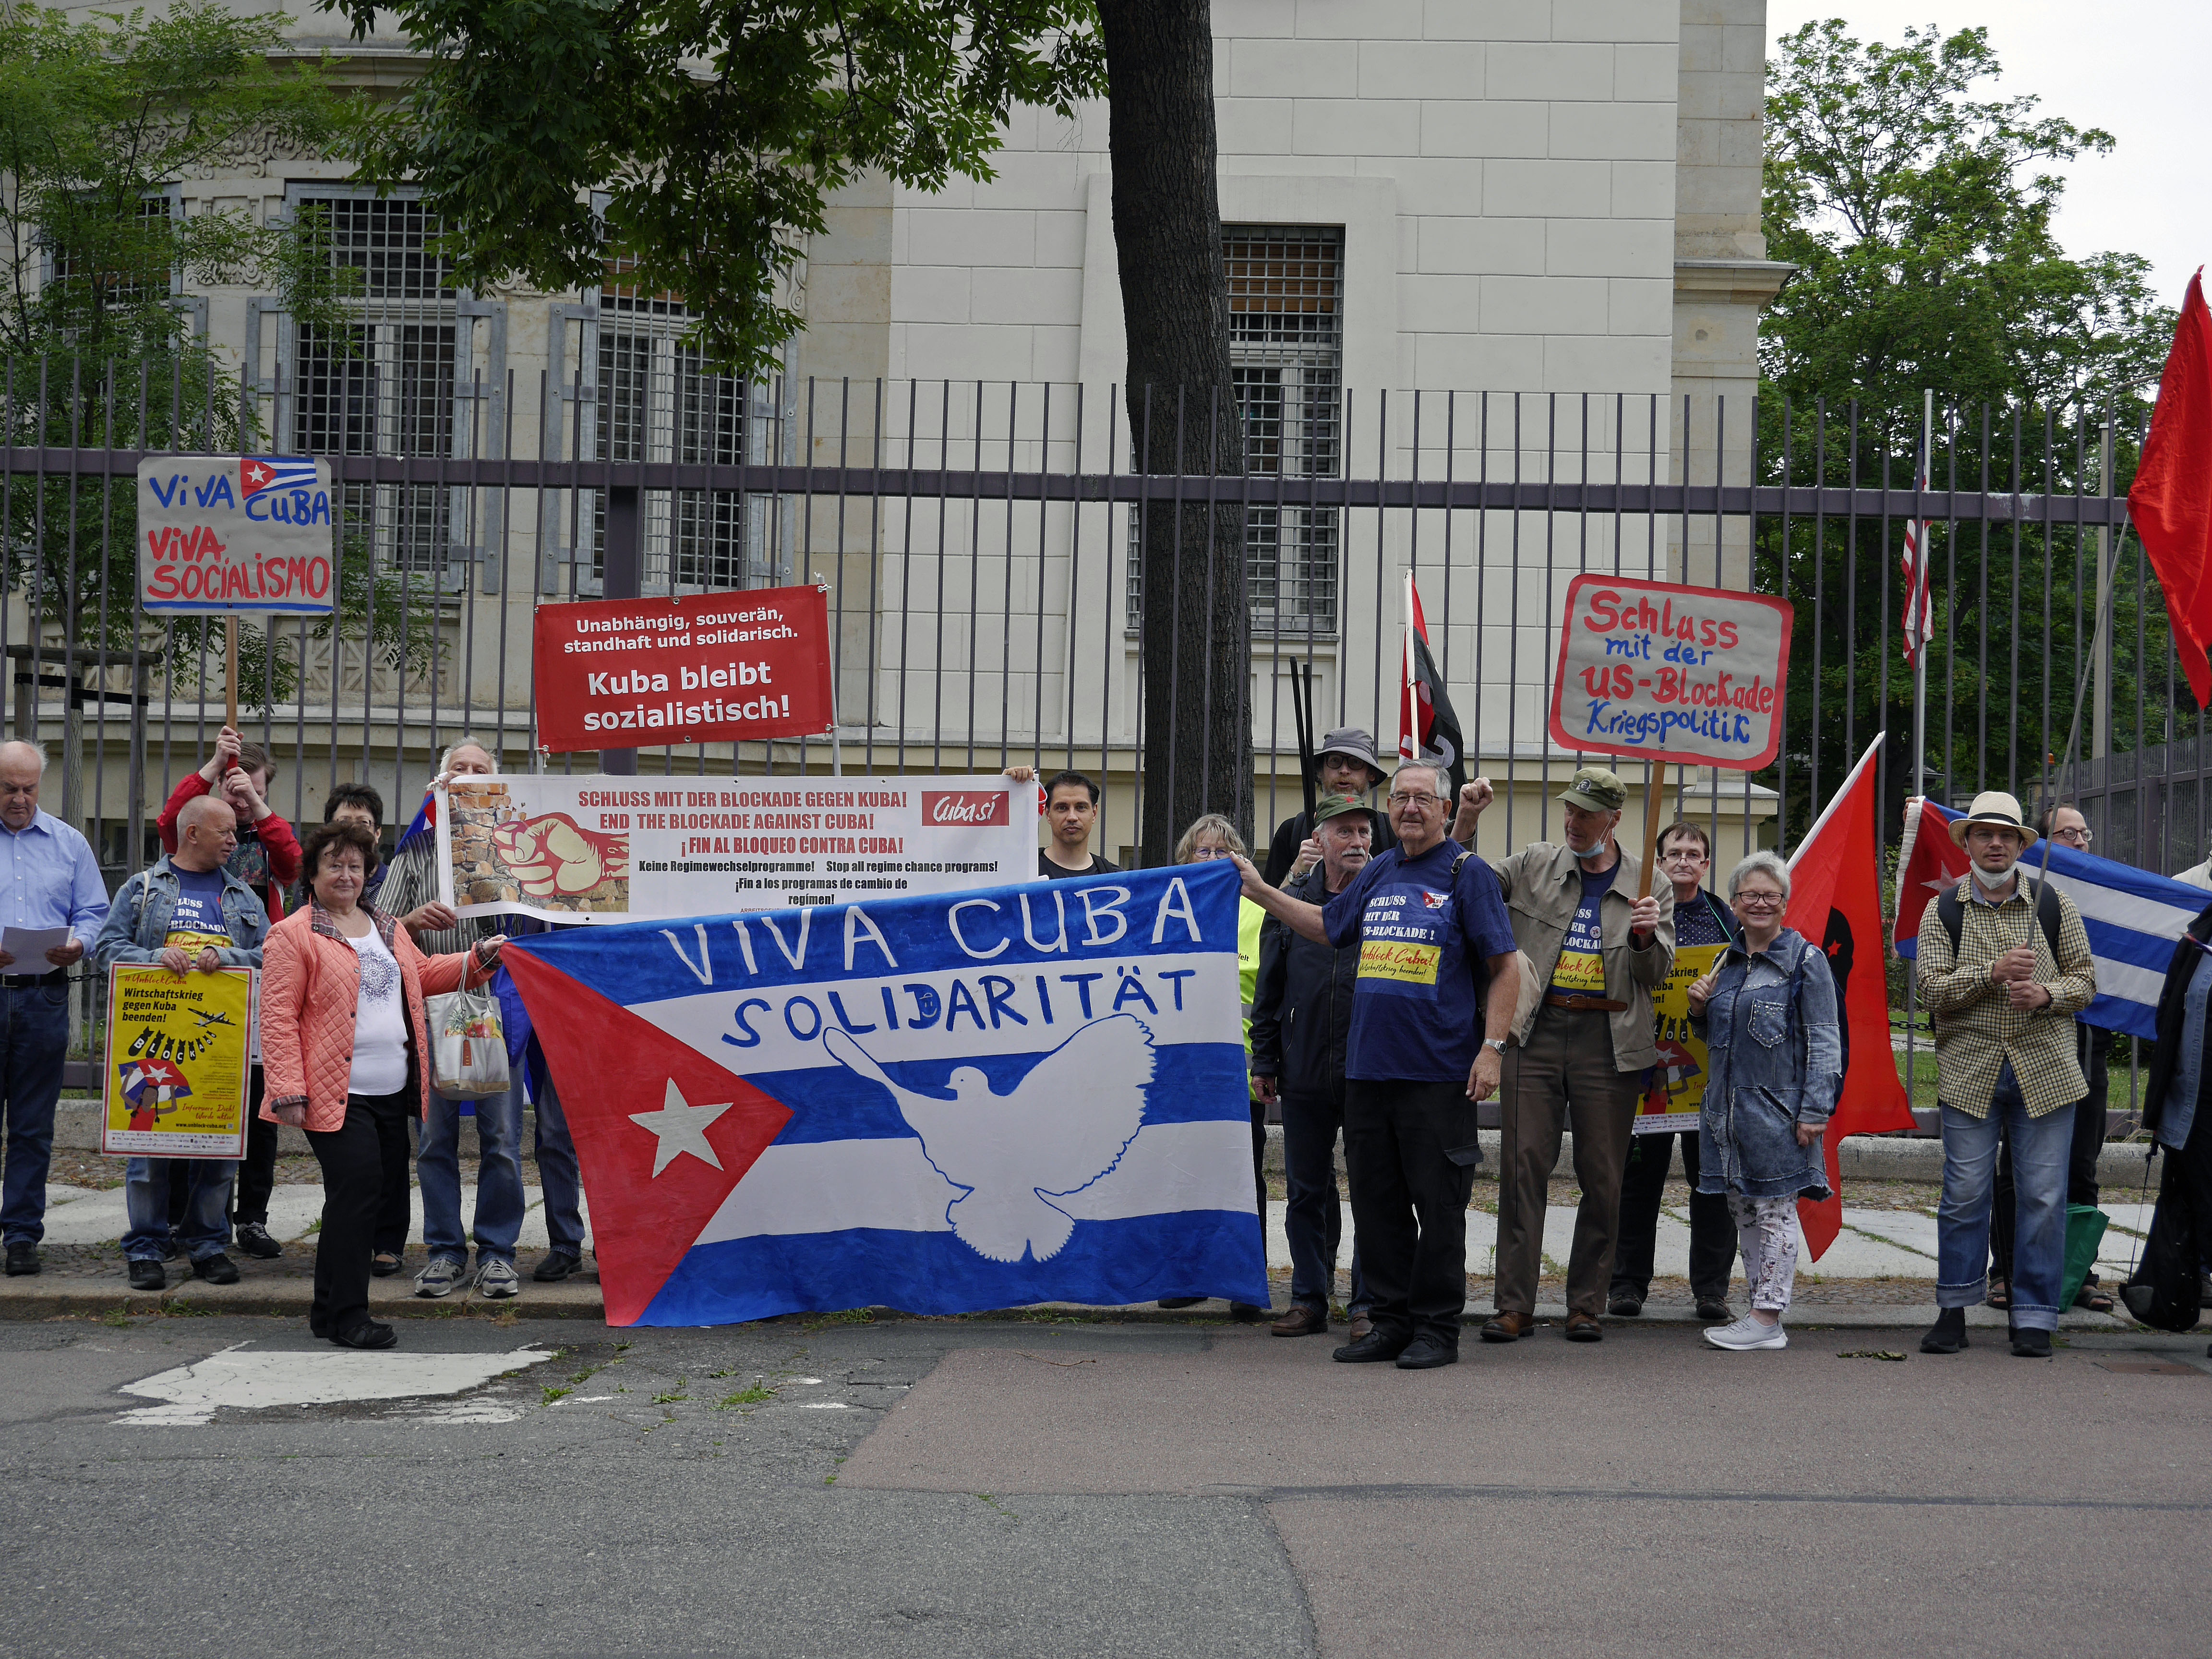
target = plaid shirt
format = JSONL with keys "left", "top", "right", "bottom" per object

{"left": 1915, "top": 874, "right": 2095, "bottom": 1118}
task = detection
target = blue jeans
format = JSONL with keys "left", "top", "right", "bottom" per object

{"left": 418, "top": 1081, "right": 524, "bottom": 1265}
{"left": 1937, "top": 1061, "right": 2075, "bottom": 1331}
{"left": 124, "top": 1158, "right": 235, "bottom": 1261}
{"left": 0, "top": 979, "right": 71, "bottom": 1247}
{"left": 532, "top": 1066, "right": 585, "bottom": 1253}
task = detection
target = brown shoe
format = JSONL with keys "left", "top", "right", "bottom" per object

{"left": 1347, "top": 1313, "right": 1374, "bottom": 1342}
{"left": 1564, "top": 1311, "right": 1603, "bottom": 1343}
{"left": 1480, "top": 1310, "right": 1536, "bottom": 1343}
{"left": 1270, "top": 1305, "right": 1329, "bottom": 1338}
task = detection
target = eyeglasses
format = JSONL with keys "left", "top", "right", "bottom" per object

{"left": 1388, "top": 792, "right": 1445, "bottom": 810}
{"left": 1734, "top": 891, "right": 1786, "bottom": 908}
{"left": 1661, "top": 847, "right": 1707, "bottom": 862}
{"left": 2052, "top": 827, "right": 2092, "bottom": 845}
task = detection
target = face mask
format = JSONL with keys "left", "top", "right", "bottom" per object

{"left": 1972, "top": 857, "right": 2017, "bottom": 891}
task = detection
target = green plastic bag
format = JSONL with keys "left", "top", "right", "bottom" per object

{"left": 2062, "top": 1203, "right": 2110, "bottom": 1312}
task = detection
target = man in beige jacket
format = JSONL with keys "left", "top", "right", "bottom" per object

{"left": 1452, "top": 766, "right": 1671, "bottom": 1342}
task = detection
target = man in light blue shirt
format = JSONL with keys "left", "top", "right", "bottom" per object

{"left": 0, "top": 741, "right": 110, "bottom": 1275}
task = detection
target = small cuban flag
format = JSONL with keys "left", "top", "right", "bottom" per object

{"left": 239, "top": 456, "right": 321, "bottom": 501}
{"left": 502, "top": 858, "right": 1267, "bottom": 1326}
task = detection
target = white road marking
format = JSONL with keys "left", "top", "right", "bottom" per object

{"left": 116, "top": 1342, "right": 554, "bottom": 1426}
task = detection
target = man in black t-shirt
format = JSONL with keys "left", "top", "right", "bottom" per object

{"left": 1261, "top": 727, "right": 1397, "bottom": 887}
{"left": 1026, "top": 770, "right": 1118, "bottom": 879}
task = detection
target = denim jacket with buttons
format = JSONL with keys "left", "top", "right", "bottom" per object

{"left": 1691, "top": 926, "right": 1840, "bottom": 1200}
{"left": 94, "top": 856, "right": 268, "bottom": 969}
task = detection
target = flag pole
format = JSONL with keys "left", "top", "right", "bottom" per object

{"left": 224, "top": 615, "right": 238, "bottom": 734}
{"left": 1911, "top": 389, "right": 1931, "bottom": 801}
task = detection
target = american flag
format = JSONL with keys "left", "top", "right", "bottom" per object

{"left": 239, "top": 456, "right": 319, "bottom": 500}
{"left": 1899, "top": 430, "right": 1934, "bottom": 667}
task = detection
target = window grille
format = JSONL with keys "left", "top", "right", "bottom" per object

{"left": 1127, "top": 225, "right": 1343, "bottom": 637}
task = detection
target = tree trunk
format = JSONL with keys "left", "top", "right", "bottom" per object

{"left": 1097, "top": 1, "right": 1249, "bottom": 867}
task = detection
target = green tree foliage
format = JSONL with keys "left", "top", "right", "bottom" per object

{"left": 0, "top": 3, "right": 436, "bottom": 709}
{"left": 1754, "top": 21, "right": 2182, "bottom": 840}
{"left": 338, "top": 0, "right": 1107, "bottom": 375}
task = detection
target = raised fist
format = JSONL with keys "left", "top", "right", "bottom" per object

{"left": 489, "top": 813, "right": 630, "bottom": 898}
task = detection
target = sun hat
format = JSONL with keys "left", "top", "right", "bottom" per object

{"left": 1311, "top": 728, "right": 1385, "bottom": 791}
{"left": 1949, "top": 790, "right": 2038, "bottom": 848}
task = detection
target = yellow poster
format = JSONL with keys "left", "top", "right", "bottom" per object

{"left": 1639, "top": 940, "right": 1729, "bottom": 1133}
{"left": 100, "top": 963, "right": 255, "bottom": 1158}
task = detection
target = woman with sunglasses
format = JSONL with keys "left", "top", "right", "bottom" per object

{"left": 1683, "top": 850, "right": 1842, "bottom": 1351}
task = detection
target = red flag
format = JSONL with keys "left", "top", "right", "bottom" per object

{"left": 1398, "top": 574, "right": 1467, "bottom": 795}
{"left": 2132, "top": 270, "right": 2212, "bottom": 709}
{"left": 1892, "top": 794, "right": 1971, "bottom": 957}
{"left": 1784, "top": 736, "right": 1915, "bottom": 1259}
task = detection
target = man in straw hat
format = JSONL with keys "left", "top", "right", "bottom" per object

{"left": 1451, "top": 766, "right": 1671, "bottom": 1344}
{"left": 1914, "top": 790, "right": 2095, "bottom": 1359}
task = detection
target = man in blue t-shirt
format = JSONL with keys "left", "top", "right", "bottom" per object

{"left": 1238, "top": 760, "right": 1518, "bottom": 1371}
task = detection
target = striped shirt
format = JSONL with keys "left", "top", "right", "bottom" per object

{"left": 375, "top": 835, "right": 502, "bottom": 959}
{"left": 1915, "top": 874, "right": 2095, "bottom": 1117}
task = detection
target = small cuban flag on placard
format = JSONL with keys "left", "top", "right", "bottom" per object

{"left": 502, "top": 858, "right": 1266, "bottom": 1326}
{"left": 239, "top": 456, "right": 320, "bottom": 500}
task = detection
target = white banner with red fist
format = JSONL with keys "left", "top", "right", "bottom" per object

{"left": 437, "top": 773, "right": 1037, "bottom": 924}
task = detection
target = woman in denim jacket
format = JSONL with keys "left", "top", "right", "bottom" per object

{"left": 1685, "top": 850, "right": 1841, "bottom": 1351}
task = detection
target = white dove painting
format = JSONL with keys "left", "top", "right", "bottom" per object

{"left": 822, "top": 1013, "right": 1157, "bottom": 1264}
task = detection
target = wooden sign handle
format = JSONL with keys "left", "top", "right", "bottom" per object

{"left": 1635, "top": 757, "right": 1669, "bottom": 902}
{"left": 224, "top": 615, "right": 238, "bottom": 734}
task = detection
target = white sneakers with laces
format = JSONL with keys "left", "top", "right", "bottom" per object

{"left": 1704, "top": 1313, "right": 1787, "bottom": 1351}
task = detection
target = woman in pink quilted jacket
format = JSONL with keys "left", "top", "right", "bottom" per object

{"left": 262, "top": 820, "right": 503, "bottom": 1349}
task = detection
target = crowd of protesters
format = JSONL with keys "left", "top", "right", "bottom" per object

{"left": 0, "top": 724, "right": 2155, "bottom": 1362}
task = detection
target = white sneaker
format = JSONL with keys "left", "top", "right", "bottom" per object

{"left": 475, "top": 1258, "right": 521, "bottom": 1299}
{"left": 1704, "top": 1314, "right": 1787, "bottom": 1351}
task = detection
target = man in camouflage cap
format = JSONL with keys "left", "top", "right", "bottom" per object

{"left": 1451, "top": 764, "right": 1673, "bottom": 1344}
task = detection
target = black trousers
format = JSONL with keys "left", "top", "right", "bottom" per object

{"left": 1610, "top": 1130, "right": 1737, "bottom": 1302}
{"left": 1992, "top": 1041, "right": 2107, "bottom": 1284}
{"left": 304, "top": 1090, "right": 413, "bottom": 1335}
{"left": 1343, "top": 1079, "right": 1480, "bottom": 1346}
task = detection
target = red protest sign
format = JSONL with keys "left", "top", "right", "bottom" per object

{"left": 532, "top": 586, "right": 836, "bottom": 754}
{"left": 1546, "top": 576, "right": 1793, "bottom": 770}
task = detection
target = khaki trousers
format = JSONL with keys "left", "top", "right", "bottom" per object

{"left": 1495, "top": 1005, "right": 1641, "bottom": 1318}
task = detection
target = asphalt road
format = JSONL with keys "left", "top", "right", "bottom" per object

{"left": 2, "top": 1311, "right": 2207, "bottom": 1659}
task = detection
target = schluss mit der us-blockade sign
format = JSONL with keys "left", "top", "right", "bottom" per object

{"left": 1544, "top": 574, "right": 1793, "bottom": 1135}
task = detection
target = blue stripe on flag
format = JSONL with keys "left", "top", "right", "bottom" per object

{"left": 753, "top": 1041, "right": 1249, "bottom": 1145}
{"left": 638, "top": 1211, "right": 1269, "bottom": 1326}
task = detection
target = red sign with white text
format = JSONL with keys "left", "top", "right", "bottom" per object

{"left": 533, "top": 586, "right": 836, "bottom": 754}
{"left": 920, "top": 790, "right": 1011, "bottom": 828}
{"left": 1546, "top": 576, "right": 1793, "bottom": 770}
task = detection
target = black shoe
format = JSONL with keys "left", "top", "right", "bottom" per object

{"left": 1332, "top": 1329, "right": 1413, "bottom": 1363}
{"left": 370, "top": 1251, "right": 404, "bottom": 1278}
{"left": 4, "top": 1241, "right": 38, "bottom": 1276}
{"left": 1229, "top": 1302, "right": 1268, "bottom": 1323}
{"left": 1156, "top": 1297, "right": 1204, "bottom": 1310}
{"left": 1695, "top": 1298, "right": 1732, "bottom": 1322}
{"left": 1393, "top": 1335, "right": 1460, "bottom": 1370}
{"left": 2009, "top": 1326, "right": 2052, "bottom": 1359}
{"left": 532, "top": 1250, "right": 585, "bottom": 1283}
{"left": 333, "top": 1320, "right": 397, "bottom": 1350}
{"left": 192, "top": 1253, "right": 240, "bottom": 1286}
{"left": 233, "top": 1222, "right": 281, "bottom": 1260}
{"left": 1608, "top": 1292, "right": 1644, "bottom": 1317}
{"left": 127, "top": 1258, "right": 165, "bottom": 1291}
{"left": 1921, "top": 1307, "right": 1969, "bottom": 1355}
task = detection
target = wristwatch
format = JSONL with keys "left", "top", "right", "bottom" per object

{"left": 1484, "top": 1037, "right": 1506, "bottom": 1053}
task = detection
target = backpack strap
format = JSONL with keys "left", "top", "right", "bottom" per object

{"left": 1936, "top": 884, "right": 1964, "bottom": 954}
{"left": 1937, "top": 875, "right": 2064, "bottom": 963}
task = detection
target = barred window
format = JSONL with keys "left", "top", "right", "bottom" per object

{"left": 305, "top": 196, "right": 454, "bottom": 301}
{"left": 588, "top": 319, "right": 751, "bottom": 592}
{"left": 1128, "top": 225, "right": 1343, "bottom": 636}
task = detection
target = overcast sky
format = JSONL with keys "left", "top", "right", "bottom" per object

{"left": 1766, "top": 2, "right": 2210, "bottom": 308}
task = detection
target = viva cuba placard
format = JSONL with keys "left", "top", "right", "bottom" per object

{"left": 136, "top": 456, "right": 337, "bottom": 615}
{"left": 100, "top": 964, "right": 256, "bottom": 1158}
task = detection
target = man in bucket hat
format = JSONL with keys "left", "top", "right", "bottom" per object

{"left": 1262, "top": 728, "right": 1398, "bottom": 886}
{"left": 1914, "top": 790, "right": 2095, "bottom": 1359}
{"left": 1451, "top": 765, "right": 1671, "bottom": 1343}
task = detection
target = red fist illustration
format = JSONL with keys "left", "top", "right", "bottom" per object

{"left": 489, "top": 813, "right": 630, "bottom": 898}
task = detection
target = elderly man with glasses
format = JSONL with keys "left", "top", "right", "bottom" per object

{"left": 1450, "top": 766, "right": 1671, "bottom": 1344}
{"left": 1236, "top": 762, "right": 1518, "bottom": 1370}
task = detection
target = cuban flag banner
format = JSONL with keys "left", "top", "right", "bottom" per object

{"left": 1895, "top": 796, "right": 2211, "bottom": 1040}
{"left": 502, "top": 858, "right": 1267, "bottom": 1326}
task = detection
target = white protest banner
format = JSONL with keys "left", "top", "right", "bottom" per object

{"left": 439, "top": 774, "right": 1037, "bottom": 923}
{"left": 1546, "top": 575, "right": 1793, "bottom": 770}
{"left": 137, "top": 456, "right": 337, "bottom": 616}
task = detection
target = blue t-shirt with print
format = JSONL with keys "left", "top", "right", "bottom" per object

{"left": 1322, "top": 839, "right": 1519, "bottom": 1082}
{"left": 1547, "top": 864, "right": 1618, "bottom": 997}
{"left": 165, "top": 868, "right": 232, "bottom": 955}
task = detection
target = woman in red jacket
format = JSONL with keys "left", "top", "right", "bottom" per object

{"left": 262, "top": 820, "right": 502, "bottom": 1349}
